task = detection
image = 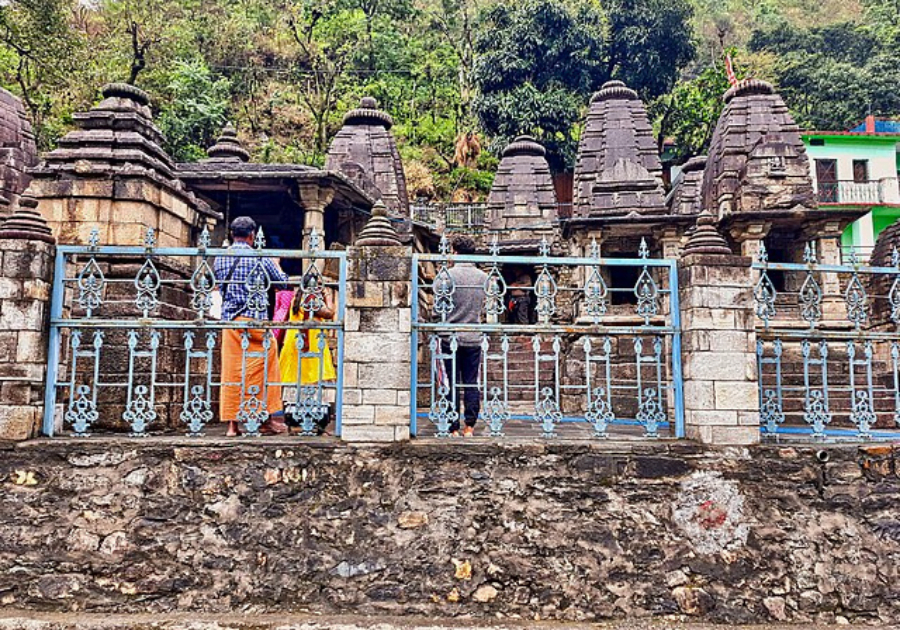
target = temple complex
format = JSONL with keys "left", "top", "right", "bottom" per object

{"left": 0, "top": 74, "right": 873, "bottom": 268}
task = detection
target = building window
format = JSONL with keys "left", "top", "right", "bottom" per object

{"left": 815, "top": 159, "right": 838, "bottom": 203}
{"left": 853, "top": 159, "right": 869, "bottom": 183}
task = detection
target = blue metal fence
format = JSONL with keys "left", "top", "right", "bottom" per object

{"left": 754, "top": 243, "right": 900, "bottom": 441}
{"left": 411, "top": 237, "right": 684, "bottom": 439}
{"left": 43, "top": 227, "right": 346, "bottom": 437}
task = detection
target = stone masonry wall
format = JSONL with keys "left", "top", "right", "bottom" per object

{"left": 341, "top": 244, "right": 412, "bottom": 442}
{"left": 679, "top": 253, "right": 759, "bottom": 445}
{"left": 0, "top": 441, "right": 898, "bottom": 625}
{"left": 0, "top": 237, "right": 54, "bottom": 440}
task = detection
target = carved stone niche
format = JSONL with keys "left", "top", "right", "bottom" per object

{"left": 739, "top": 140, "right": 811, "bottom": 213}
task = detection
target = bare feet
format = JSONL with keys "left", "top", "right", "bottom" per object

{"left": 226, "top": 421, "right": 242, "bottom": 437}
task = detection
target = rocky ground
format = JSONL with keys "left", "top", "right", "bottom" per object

{"left": 0, "top": 612, "right": 889, "bottom": 630}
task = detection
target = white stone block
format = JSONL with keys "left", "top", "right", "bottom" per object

{"left": 374, "top": 404, "right": 409, "bottom": 425}
{"left": 714, "top": 381, "right": 758, "bottom": 411}
{"left": 398, "top": 309, "right": 412, "bottom": 333}
{"left": 687, "top": 409, "right": 738, "bottom": 427}
{"left": 363, "top": 389, "right": 397, "bottom": 406}
{"left": 683, "top": 381, "right": 714, "bottom": 410}
{"left": 358, "top": 363, "right": 411, "bottom": 390}
{"left": 341, "top": 424, "right": 399, "bottom": 443}
{"left": 344, "top": 332, "right": 408, "bottom": 364}
{"left": 342, "top": 404, "right": 375, "bottom": 423}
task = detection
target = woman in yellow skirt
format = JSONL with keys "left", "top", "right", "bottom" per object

{"left": 278, "top": 284, "right": 337, "bottom": 430}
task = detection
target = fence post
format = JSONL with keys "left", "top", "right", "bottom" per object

{"left": 0, "top": 194, "right": 56, "bottom": 440}
{"left": 341, "top": 202, "right": 412, "bottom": 442}
{"left": 678, "top": 211, "right": 760, "bottom": 445}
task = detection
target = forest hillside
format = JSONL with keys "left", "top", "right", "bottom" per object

{"left": 0, "top": 0, "right": 897, "bottom": 200}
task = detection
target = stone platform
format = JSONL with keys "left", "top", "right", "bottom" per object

{"left": 0, "top": 439, "right": 898, "bottom": 625}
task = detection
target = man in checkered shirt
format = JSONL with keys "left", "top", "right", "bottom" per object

{"left": 215, "top": 216, "right": 289, "bottom": 436}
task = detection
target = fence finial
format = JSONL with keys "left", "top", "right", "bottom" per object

{"left": 489, "top": 234, "right": 500, "bottom": 257}
{"left": 757, "top": 241, "right": 768, "bottom": 263}
{"left": 309, "top": 227, "right": 321, "bottom": 252}
{"left": 439, "top": 234, "right": 450, "bottom": 256}
{"left": 803, "top": 242, "right": 816, "bottom": 265}
{"left": 638, "top": 238, "right": 649, "bottom": 259}
{"left": 255, "top": 226, "right": 266, "bottom": 249}
{"left": 892, "top": 246, "right": 900, "bottom": 268}
{"left": 88, "top": 227, "right": 100, "bottom": 249}
{"left": 144, "top": 226, "right": 156, "bottom": 250}
{"left": 539, "top": 236, "right": 551, "bottom": 257}
{"left": 589, "top": 237, "right": 600, "bottom": 259}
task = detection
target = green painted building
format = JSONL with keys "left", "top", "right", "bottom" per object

{"left": 802, "top": 117, "right": 900, "bottom": 259}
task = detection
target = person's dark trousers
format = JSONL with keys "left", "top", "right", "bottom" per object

{"left": 441, "top": 341, "right": 481, "bottom": 433}
{"left": 511, "top": 295, "right": 530, "bottom": 324}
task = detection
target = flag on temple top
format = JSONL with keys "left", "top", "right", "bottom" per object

{"left": 725, "top": 53, "right": 738, "bottom": 87}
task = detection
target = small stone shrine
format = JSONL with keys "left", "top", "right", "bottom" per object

{"left": 572, "top": 80, "right": 667, "bottom": 220}
{"left": 26, "top": 83, "right": 216, "bottom": 247}
{"left": 700, "top": 79, "right": 863, "bottom": 262}
{"left": 325, "top": 97, "right": 410, "bottom": 220}
{"left": 179, "top": 123, "right": 374, "bottom": 259}
{"left": 485, "top": 135, "right": 558, "bottom": 248}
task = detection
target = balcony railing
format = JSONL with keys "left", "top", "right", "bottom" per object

{"left": 411, "top": 202, "right": 574, "bottom": 232}
{"left": 817, "top": 180, "right": 885, "bottom": 205}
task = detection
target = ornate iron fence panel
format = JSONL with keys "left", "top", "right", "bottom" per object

{"left": 754, "top": 243, "right": 900, "bottom": 441}
{"left": 410, "top": 237, "right": 684, "bottom": 439}
{"left": 43, "top": 227, "right": 346, "bottom": 437}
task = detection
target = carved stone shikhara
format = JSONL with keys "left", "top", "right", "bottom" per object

{"left": 326, "top": 97, "right": 409, "bottom": 219}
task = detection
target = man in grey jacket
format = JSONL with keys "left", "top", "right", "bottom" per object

{"left": 443, "top": 235, "right": 487, "bottom": 436}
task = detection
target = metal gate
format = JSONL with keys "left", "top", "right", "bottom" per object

{"left": 410, "top": 237, "right": 684, "bottom": 439}
{"left": 754, "top": 243, "right": 900, "bottom": 441}
{"left": 42, "top": 227, "right": 346, "bottom": 437}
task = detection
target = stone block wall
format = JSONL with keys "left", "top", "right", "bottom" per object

{"left": 34, "top": 177, "right": 203, "bottom": 248}
{"left": 679, "top": 253, "right": 759, "bottom": 444}
{"left": 0, "top": 440, "right": 898, "bottom": 624}
{"left": 341, "top": 244, "right": 413, "bottom": 442}
{"left": 0, "top": 237, "right": 54, "bottom": 439}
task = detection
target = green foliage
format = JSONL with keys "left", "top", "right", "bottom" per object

{"left": 156, "top": 59, "right": 232, "bottom": 162}
{"left": 651, "top": 52, "right": 742, "bottom": 163}
{"left": 0, "top": 0, "right": 895, "bottom": 199}
{"left": 471, "top": 0, "right": 695, "bottom": 168}
{"left": 749, "top": 17, "right": 900, "bottom": 129}
{"left": 0, "top": 0, "right": 86, "bottom": 148}
{"left": 471, "top": 0, "right": 608, "bottom": 167}
{"left": 604, "top": 0, "right": 697, "bottom": 98}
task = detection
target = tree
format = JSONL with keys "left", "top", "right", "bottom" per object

{"left": 604, "top": 0, "right": 696, "bottom": 99}
{"left": 156, "top": 59, "right": 232, "bottom": 162}
{"left": 0, "top": 0, "right": 85, "bottom": 147}
{"left": 471, "top": 0, "right": 696, "bottom": 167}
{"left": 286, "top": 0, "right": 365, "bottom": 159}
{"left": 651, "top": 54, "right": 742, "bottom": 163}
{"left": 470, "top": 0, "right": 608, "bottom": 167}
{"left": 749, "top": 18, "right": 900, "bottom": 129}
